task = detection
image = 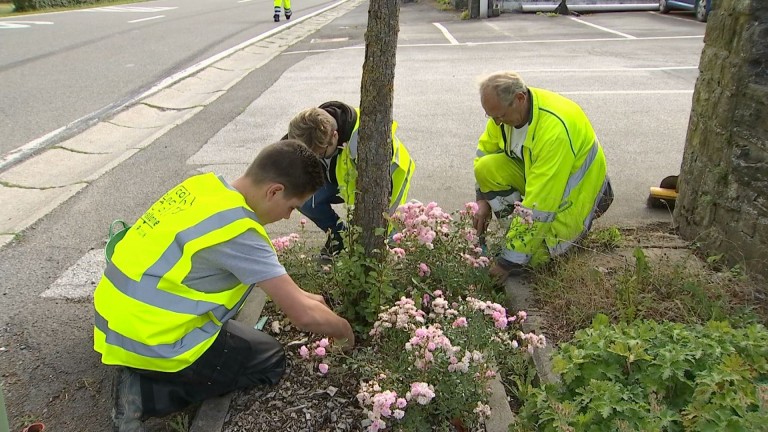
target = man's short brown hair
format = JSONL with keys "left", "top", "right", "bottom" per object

{"left": 286, "top": 108, "right": 337, "bottom": 153}
{"left": 245, "top": 139, "right": 325, "bottom": 199}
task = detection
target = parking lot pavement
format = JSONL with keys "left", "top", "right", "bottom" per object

{"left": 206, "top": 3, "right": 705, "bottom": 237}
{"left": 1, "top": 3, "right": 705, "bottom": 250}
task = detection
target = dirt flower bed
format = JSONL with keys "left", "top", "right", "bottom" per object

{"left": 223, "top": 302, "right": 364, "bottom": 432}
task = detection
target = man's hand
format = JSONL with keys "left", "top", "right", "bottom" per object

{"left": 473, "top": 200, "right": 492, "bottom": 236}
{"left": 333, "top": 323, "right": 356, "bottom": 353}
{"left": 303, "top": 291, "right": 328, "bottom": 308}
{"left": 489, "top": 262, "right": 512, "bottom": 284}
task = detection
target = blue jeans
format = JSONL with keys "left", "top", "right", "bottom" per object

{"left": 299, "top": 182, "right": 346, "bottom": 237}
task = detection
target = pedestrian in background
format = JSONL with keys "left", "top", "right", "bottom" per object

{"left": 273, "top": 0, "right": 292, "bottom": 22}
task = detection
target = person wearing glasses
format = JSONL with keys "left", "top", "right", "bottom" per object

{"left": 285, "top": 101, "right": 415, "bottom": 260}
{"left": 472, "top": 71, "right": 613, "bottom": 284}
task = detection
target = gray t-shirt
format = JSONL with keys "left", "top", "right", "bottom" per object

{"left": 182, "top": 229, "right": 286, "bottom": 293}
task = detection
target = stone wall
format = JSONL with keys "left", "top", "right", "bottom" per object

{"left": 674, "top": 0, "right": 768, "bottom": 280}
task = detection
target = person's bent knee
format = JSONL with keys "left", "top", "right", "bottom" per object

{"left": 240, "top": 330, "right": 286, "bottom": 387}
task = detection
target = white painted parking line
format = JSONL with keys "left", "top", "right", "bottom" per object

{"left": 0, "top": 21, "right": 53, "bottom": 30}
{"left": 568, "top": 16, "right": 637, "bottom": 39}
{"left": 433, "top": 22, "right": 459, "bottom": 45}
{"left": 83, "top": 6, "right": 177, "bottom": 13}
{"left": 285, "top": 35, "right": 703, "bottom": 55}
{"left": 649, "top": 11, "right": 703, "bottom": 23}
{"left": 128, "top": 15, "right": 165, "bottom": 23}
{"left": 559, "top": 90, "right": 693, "bottom": 95}
{"left": 514, "top": 66, "right": 697, "bottom": 73}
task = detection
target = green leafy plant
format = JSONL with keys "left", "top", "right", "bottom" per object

{"left": 347, "top": 292, "right": 542, "bottom": 431}
{"left": 276, "top": 201, "right": 544, "bottom": 430}
{"left": 514, "top": 317, "right": 768, "bottom": 431}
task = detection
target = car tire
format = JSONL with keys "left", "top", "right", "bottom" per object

{"left": 695, "top": 0, "right": 708, "bottom": 22}
{"left": 659, "top": 0, "right": 671, "bottom": 13}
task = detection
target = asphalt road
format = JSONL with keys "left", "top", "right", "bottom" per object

{"left": 0, "top": 1, "right": 708, "bottom": 430}
{"left": 0, "top": 0, "right": 334, "bottom": 162}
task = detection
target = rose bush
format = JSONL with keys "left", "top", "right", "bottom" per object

{"left": 272, "top": 201, "right": 544, "bottom": 431}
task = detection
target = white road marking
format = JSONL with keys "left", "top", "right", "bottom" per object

{"left": 432, "top": 22, "right": 459, "bottom": 45}
{"left": 568, "top": 16, "right": 637, "bottom": 39}
{"left": 0, "top": 0, "right": 349, "bottom": 172}
{"left": 559, "top": 90, "right": 693, "bottom": 95}
{"left": 41, "top": 249, "right": 105, "bottom": 300}
{"left": 284, "top": 34, "right": 703, "bottom": 54}
{"left": 0, "top": 21, "right": 53, "bottom": 30}
{"left": 128, "top": 15, "right": 165, "bottom": 23}
{"left": 649, "top": 11, "right": 702, "bottom": 23}
{"left": 83, "top": 6, "right": 177, "bottom": 13}
{"left": 514, "top": 66, "right": 697, "bottom": 72}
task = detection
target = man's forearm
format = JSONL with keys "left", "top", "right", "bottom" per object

{"left": 295, "top": 300, "right": 353, "bottom": 341}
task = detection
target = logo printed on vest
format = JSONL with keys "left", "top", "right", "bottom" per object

{"left": 137, "top": 185, "right": 196, "bottom": 236}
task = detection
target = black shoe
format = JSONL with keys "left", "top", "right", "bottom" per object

{"left": 112, "top": 367, "right": 145, "bottom": 432}
{"left": 273, "top": 13, "right": 280, "bottom": 22}
{"left": 285, "top": 9, "right": 292, "bottom": 20}
{"left": 320, "top": 232, "right": 344, "bottom": 261}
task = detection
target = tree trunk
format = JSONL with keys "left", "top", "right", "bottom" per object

{"left": 354, "top": 0, "right": 400, "bottom": 256}
{"left": 674, "top": 0, "right": 768, "bottom": 281}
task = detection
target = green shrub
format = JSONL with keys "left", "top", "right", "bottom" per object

{"left": 13, "top": 0, "right": 99, "bottom": 12}
{"left": 515, "top": 316, "right": 768, "bottom": 431}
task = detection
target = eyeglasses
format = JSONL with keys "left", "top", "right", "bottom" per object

{"left": 484, "top": 101, "right": 514, "bottom": 121}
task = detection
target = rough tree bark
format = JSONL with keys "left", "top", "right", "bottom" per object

{"left": 353, "top": 0, "right": 400, "bottom": 256}
{"left": 674, "top": 0, "right": 768, "bottom": 281}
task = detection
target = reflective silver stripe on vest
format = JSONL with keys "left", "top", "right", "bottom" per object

{"left": 389, "top": 160, "right": 414, "bottom": 214}
{"left": 562, "top": 141, "right": 598, "bottom": 201}
{"left": 104, "top": 207, "right": 254, "bottom": 322}
{"left": 99, "top": 206, "right": 258, "bottom": 359}
{"left": 528, "top": 207, "right": 556, "bottom": 223}
{"left": 549, "top": 176, "right": 610, "bottom": 257}
{"left": 476, "top": 149, "right": 487, "bottom": 158}
{"left": 393, "top": 136, "right": 401, "bottom": 164}
{"left": 95, "top": 309, "right": 221, "bottom": 359}
{"left": 500, "top": 248, "right": 531, "bottom": 265}
{"left": 348, "top": 130, "right": 359, "bottom": 161}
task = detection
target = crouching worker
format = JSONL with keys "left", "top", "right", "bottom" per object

{"left": 472, "top": 71, "right": 614, "bottom": 284}
{"left": 93, "top": 140, "right": 355, "bottom": 432}
{"left": 285, "top": 101, "right": 415, "bottom": 260}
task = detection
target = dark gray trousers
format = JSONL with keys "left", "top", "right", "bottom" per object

{"left": 134, "top": 319, "right": 286, "bottom": 418}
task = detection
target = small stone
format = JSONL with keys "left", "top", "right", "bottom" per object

{"left": 326, "top": 386, "right": 338, "bottom": 396}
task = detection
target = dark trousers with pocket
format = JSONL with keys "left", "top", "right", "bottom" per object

{"left": 133, "top": 319, "right": 286, "bottom": 418}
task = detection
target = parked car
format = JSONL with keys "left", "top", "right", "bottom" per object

{"left": 659, "top": 0, "right": 711, "bottom": 22}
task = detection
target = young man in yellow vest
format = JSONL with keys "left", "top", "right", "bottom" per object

{"left": 94, "top": 140, "right": 355, "bottom": 432}
{"left": 472, "top": 71, "right": 614, "bottom": 283}
{"left": 285, "top": 101, "right": 415, "bottom": 260}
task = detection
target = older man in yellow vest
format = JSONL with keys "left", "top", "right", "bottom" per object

{"left": 473, "top": 71, "right": 613, "bottom": 283}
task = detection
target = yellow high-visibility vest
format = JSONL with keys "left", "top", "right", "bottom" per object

{"left": 93, "top": 173, "right": 272, "bottom": 372}
{"left": 336, "top": 108, "right": 415, "bottom": 215}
